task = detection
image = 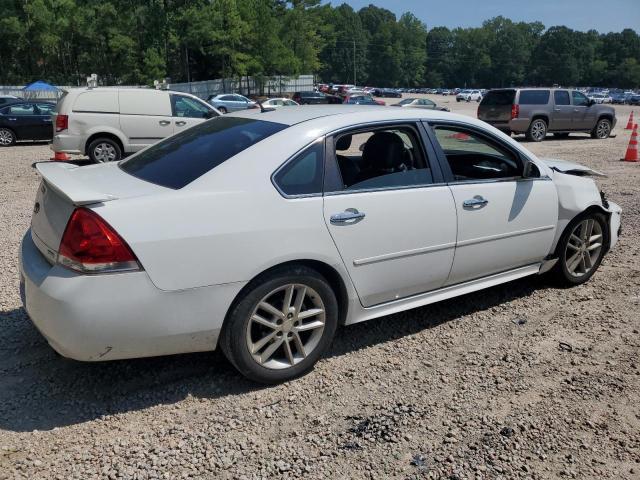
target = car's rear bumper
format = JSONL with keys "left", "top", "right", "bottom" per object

{"left": 19, "top": 229, "right": 245, "bottom": 361}
{"left": 51, "top": 134, "right": 83, "bottom": 155}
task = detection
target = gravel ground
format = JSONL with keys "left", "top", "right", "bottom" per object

{"left": 1, "top": 98, "right": 639, "bottom": 479}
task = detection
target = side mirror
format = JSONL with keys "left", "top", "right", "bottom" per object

{"left": 206, "top": 110, "right": 217, "bottom": 118}
{"left": 587, "top": 99, "right": 595, "bottom": 107}
{"left": 522, "top": 160, "right": 539, "bottom": 178}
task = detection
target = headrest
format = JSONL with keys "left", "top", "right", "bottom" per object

{"left": 362, "top": 132, "right": 405, "bottom": 171}
{"left": 336, "top": 135, "right": 352, "bottom": 151}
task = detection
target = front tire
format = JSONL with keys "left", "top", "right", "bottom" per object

{"left": 88, "top": 137, "right": 122, "bottom": 163}
{"left": 526, "top": 119, "right": 547, "bottom": 142}
{"left": 0, "top": 127, "right": 16, "bottom": 147}
{"left": 220, "top": 266, "right": 338, "bottom": 384}
{"left": 591, "top": 118, "right": 612, "bottom": 139}
{"left": 550, "top": 212, "right": 608, "bottom": 286}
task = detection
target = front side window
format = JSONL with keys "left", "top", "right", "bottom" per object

{"left": 331, "top": 125, "right": 433, "bottom": 192}
{"left": 120, "top": 117, "right": 287, "bottom": 189}
{"left": 572, "top": 91, "right": 589, "bottom": 106}
{"left": 518, "top": 90, "right": 550, "bottom": 105}
{"left": 554, "top": 90, "right": 570, "bottom": 106}
{"left": 273, "top": 141, "right": 324, "bottom": 196}
{"left": 419, "top": 99, "right": 435, "bottom": 107}
{"left": 170, "top": 95, "right": 215, "bottom": 118}
{"left": 433, "top": 126, "right": 522, "bottom": 180}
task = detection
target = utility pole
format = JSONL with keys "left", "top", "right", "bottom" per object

{"left": 353, "top": 40, "right": 357, "bottom": 86}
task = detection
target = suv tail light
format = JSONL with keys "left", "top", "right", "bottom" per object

{"left": 55, "top": 114, "right": 68, "bottom": 132}
{"left": 58, "top": 208, "right": 140, "bottom": 273}
{"left": 511, "top": 104, "right": 519, "bottom": 119}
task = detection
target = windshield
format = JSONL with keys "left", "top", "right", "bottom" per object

{"left": 120, "top": 117, "right": 287, "bottom": 189}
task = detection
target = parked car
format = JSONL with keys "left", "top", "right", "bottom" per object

{"left": 21, "top": 106, "right": 621, "bottom": 383}
{"left": 456, "top": 90, "right": 482, "bottom": 102}
{"left": 0, "top": 100, "right": 56, "bottom": 146}
{"left": 0, "top": 95, "right": 20, "bottom": 105}
{"left": 260, "top": 98, "right": 299, "bottom": 108}
{"left": 628, "top": 94, "right": 640, "bottom": 106}
{"left": 441, "top": 89, "right": 451, "bottom": 96}
{"left": 207, "top": 94, "right": 258, "bottom": 114}
{"left": 610, "top": 92, "right": 627, "bottom": 104}
{"left": 292, "top": 91, "right": 342, "bottom": 105}
{"left": 391, "top": 97, "right": 449, "bottom": 111}
{"left": 51, "top": 88, "right": 219, "bottom": 163}
{"left": 478, "top": 88, "right": 616, "bottom": 141}
{"left": 344, "top": 95, "right": 384, "bottom": 105}
{"left": 588, "top": 93, "right": 611, "bottom": 104}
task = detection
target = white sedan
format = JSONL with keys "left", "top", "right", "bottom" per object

{"left": 456, "top": 90, "right": 483, "bottom": 102}
{"left": 20, "top": 106, "right": 621, "bottom": 383}
{"left": 260, "top": 97, "right": 299, "bottom": 108}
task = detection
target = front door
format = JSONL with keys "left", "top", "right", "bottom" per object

{"left": 571, "top": 91, "right": 598, "bottom": 130}
{"left": 323, "top": 123, "right": 457, "bottom": 307}
{"left": 428, "top": 123, "right": 558, "bottom": 285}
{"left": 551, "top": 90, "right": 573, "bottom": 131}
{"left": 170, "top": 94, "right": 213, "bottom": 133}
{"left": 3, "top": 103, "right": 40, "bottom": 139}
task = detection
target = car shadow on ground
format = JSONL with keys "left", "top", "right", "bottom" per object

{"left": 0, "top": 275, "right": 545, "bottom": 432}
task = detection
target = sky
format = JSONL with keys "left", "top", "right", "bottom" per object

{"left": 325, "top": 0, "right": 640, "bottom": 33}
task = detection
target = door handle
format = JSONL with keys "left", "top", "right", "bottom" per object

{"left": 463, "top": 196, "right": 488, "bottom": 208}
{"left": 175, "top": 121, "right": 187, "bottom": 126}
{"left": 330, "top": 208, "right": 365, "bottom": 225}
{"left": 8, "top": 117, "right": 16, "bottom": 121}
{"left": 554, "top": 108, "right": 561, "bottom": 111}
{"left": 159, "top": 120, "right": 171, "bottom": 126}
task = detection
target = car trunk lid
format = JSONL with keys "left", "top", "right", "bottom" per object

{"left": 478, "top": 89, "right": 516, "bottom": 122}
{"left": 30, "top": 162, "right": 167, "bottom": 263}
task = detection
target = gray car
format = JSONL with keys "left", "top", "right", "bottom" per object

{"left": 391, "top": 97, "right": 450, "bottom": 111}
{"left": 207, "top": 94, "right": 258, "bottom": 114}
{"left": 478, "top": 88, "right": 616, "bottom": 142}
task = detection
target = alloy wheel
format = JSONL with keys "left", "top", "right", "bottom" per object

{"left": 246, "top": 283, "right": 326, "bottom": 370}
{"left": 93, "top": 142, "right": 117, "bottom": 162}
{"left": 0, "top": 129, "right": 14, "bottom": 146}
{"left": 596, "top": 120, "right": 611, "bottom": 139}
{"left": 530, "top": 120, "right": 546, "bottom": 141}
{"left": 564, "top": 218, "right": 603, "bottom": 278}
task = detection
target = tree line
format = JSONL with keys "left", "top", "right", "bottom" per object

{"left": 1, "top": 0, "right": 639, "bottom": 89}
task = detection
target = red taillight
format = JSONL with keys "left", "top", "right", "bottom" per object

{"left": 55, "top": 114, "right": 68, "bottom": 132}
{"left": 511, "top": 104, "right": 519, "bottom": 119}
{"left": 58, "top": 208, "right": 139, "bottom": 273}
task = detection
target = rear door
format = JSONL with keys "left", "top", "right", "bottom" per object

{"left": 551, "top": 90, "right": 573, "bottom": 130}
{"left": 427, "top": 123, "right": 558, "bottom": 285}
{"left": 2, "top": 103, "right": 40, "bottom": 139}
{"left": 119, "top": 90, "right": 173, "bottom": 151}
{"left": 34, "top": 103, "right": 55, "bottom": 139}
{"left": 322, "top": 122, "right": 457, "bottom": 307}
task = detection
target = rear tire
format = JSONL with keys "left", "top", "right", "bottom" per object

{"left": 526, "top": 118, "right": 547, "bottom": 142}
{"left": 0, "top": 128, "right": 16, "bottom": 147}
{"left": 549, "top": 211, "right": 608, "bottom": 287}
{"left": 219, "top": 265, "right": 338, "bottom": 384}
{"left": 218, "top": 106, "right": 227, "bottom": 114}
{"left": 88, "top": 137, "right": 122, "bottom": 163}
{"left": 591, "top": 118, "right": 612, "bottom": 139}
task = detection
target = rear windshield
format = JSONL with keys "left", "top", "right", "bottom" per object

{"left": 518, "top": 90, "right": 550, "bottom": 105}
{"left": 480, "top": 90, "right": 515, "bottom": 106}
{"left": 120, "top": 117, "right": 287, "bottom": 189}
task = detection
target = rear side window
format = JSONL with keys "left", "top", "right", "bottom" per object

{"left": 554, "top": 91, "right": 570, "bottom": 105}
{"left": 120, "top": 117, "right": 287, "bottom": 189}
{"left": 518, "top": 90, "right": 550, "bottom": 105}
{"left": 273, "top": 141, "right": 324, "bottom": 196}
{"left": 480, "top": 90, "right": 515, "bottom": 106}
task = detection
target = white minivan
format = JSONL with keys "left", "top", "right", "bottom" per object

{"left": 51, "top": 88, "right": 220, "bottom": 162}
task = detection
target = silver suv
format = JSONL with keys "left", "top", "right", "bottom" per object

{"left": 478, "top": 88, "right": 616, "bottom": 141}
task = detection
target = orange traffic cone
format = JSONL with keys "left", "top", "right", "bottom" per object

{"left": 625, "top": 111, "right": 635, "bottom": 130}
{"left": 621, "top": 124, "right": 638, "bottom": 162}
{"left": 50, "top": 151, "right": 70, "bottom": 161}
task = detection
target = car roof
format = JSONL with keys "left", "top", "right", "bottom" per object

{"left": 228, "top": 104, "right": 472, "bottom": 128}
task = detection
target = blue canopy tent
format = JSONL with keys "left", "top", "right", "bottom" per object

{"left": 21, "top": 80, "right": 61, "bottom": 101}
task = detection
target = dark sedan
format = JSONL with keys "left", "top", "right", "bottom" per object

{"left": 0, "top": 101, "right": 56, "bottom": 146}
{"left": 292, "top": 91, "right": 342, "bottom": 105}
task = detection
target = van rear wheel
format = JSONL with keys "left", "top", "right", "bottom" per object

{"left": 526, "top": 119, "right": 547, "bottom": 142}
{"left": 88, "top": 138, "right": 121, "bottom": 163}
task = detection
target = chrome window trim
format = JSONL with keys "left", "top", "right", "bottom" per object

{"left": 324, "top": 182, "right": 449, "bottom": 197}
